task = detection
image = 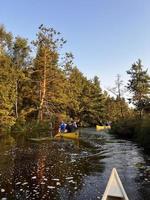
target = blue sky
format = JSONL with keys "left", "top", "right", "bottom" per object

{"left": 0, "top": 0, "right": 150, "bottom": 90}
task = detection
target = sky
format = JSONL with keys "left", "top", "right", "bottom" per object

{"left": 0, "top": 0, "right": 150, "bottom": 91}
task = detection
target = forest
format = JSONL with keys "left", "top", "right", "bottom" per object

{"left": 0, "top": 24, "right": 150, "bottom": 148}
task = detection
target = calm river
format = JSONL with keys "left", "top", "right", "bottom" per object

{"left": 0, "top": 128, "right": 150, "bottom": 199}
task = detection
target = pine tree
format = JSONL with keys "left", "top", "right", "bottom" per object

{"left": 32, "top": 25, "right": 67, "bottom": 121}
{"left": 87, "top": 76, "right": 105, "bottom": 125}
{"left": 66, "top": 66, "right": 85, "bottom": 119}
{"left": 127, "top": 59, "right": 150, "bottom": 118}
{"left": 79, "top": 76, "right": 104, "bottom": 125}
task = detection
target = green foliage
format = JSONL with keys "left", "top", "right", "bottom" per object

{"left": 110, "top": 118, "right": 139, "bottom": 138}
{"left": 104, "top": 95, "right": 131, "bottom": 122}
{"left": 136, "top": 117, "right": 150, "bottom": 149}
{"left": 107, "top": 74, "right": 129, "bottom": 119}
{"left": 0, "top": 23, "right": 132, "bottom": 131}
{"left": 32, "top": 25, "right": 67, "bottom": 120}
{"left": 11, "top": 119, "right": 52, "bottom": 137}
{"left": 110, "top": 117, "right": 150, "bottom": 150}
{"left": 0, "top": 26, "right": 14, "bottom": 129}
{"left": 0, "top": 54, "right": 16, "bottom": 131}
{"left": 108, "top": 60, "right": 150, "bottom": 150}
{"left": 66, "top": 67, "right": 85, "bottom": 118}
{"left": 79, "top": 76, "right": 105, "bottom": 125}
{"left": 127, "top": 59, "right": 150, "bottom": 117}
{"left": 3, "top": 23, "right": 150, "bottom": 145}
{"left": 0, "top": 25, "right": 13, "bottom": 54}
{"left": 0, "top": 25, "right": 31, "bottom": 131}
{"left": 12, "top": 36, "right": 30, "bottom": 67}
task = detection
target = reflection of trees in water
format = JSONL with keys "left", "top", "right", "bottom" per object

{"left": 36, "top": 156, "right": 46, "bottom": 182}
{"left": 0, "top": 129, "right": 150, "bottom": 199}
{"left": 0, "top": 134, "right": 106, "bottom": 199}
{"left": 36, "top": 142, "right": 89, "bottom": 199}
{"left": 0, "top": 135, "right": 15, "bottom": 199}
{"left": 50, "top": 140, "right": 105, "bottom": 199}
{"left": 12, "top": 140, "right": 99, "bottom": 199}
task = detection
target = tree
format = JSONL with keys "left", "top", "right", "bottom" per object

{"left": 62, "top": 52, "right": 74, "bottom": 79}
{"left": 107, "top": 74, "right": 126, "bottom": 118}
{"left": 32, "top": 25, "right": 67, "bottom": 121}
{"left": 66, "top": 66, "right": 85, "bottom": 119}
{"left": 0, "top": 26, "right": 15, "bottom": 131}
{"left": 0, "top": 25, "right": 12, "bottom": 55}
{"left": 0, "top": 54, "right": 16, "bottom": 130}
{"left": 79, "top": 76, "right": 105, "bottom": 125}
{"left": 104, "top": 95, "right": 131, "bottom": 122}
{"left": 11, "top": 36, "right": 31, "bottom": 119}
{"left": 89, "top": 76, "right": 105, "bottom": 124}
{"left": 127, "top": 59, "right": 150, "bottom": 118}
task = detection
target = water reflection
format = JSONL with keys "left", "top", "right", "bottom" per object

{"left": 0, "top": 129, "right": 150, "bottom": 199}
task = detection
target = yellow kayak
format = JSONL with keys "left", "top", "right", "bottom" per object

{"left": 96, "top": 125, "right": 111, "bottom": 131}
{"left": 54, "top": 132, "right": 79, "bottom": 140}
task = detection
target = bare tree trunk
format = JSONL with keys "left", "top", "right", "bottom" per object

{"left": 120, "top": 103, "right": 124, "bottom": 119}
{"left": 108, "top": 74, "right": 125, "bottom": 119}
{"left": 15, "top": 80, "right": 18, "bottom": 118}
{"left": 38, "top": 50, "right": 46, "bottom": 121}
{"left": 116, "top": 75, "right": 124, "bottom": 118}
{"left": 139, "top": 110, "right": 143, "bottom": 119}
{"left": 0, "top": 46, "right": 2, "bottom": 55}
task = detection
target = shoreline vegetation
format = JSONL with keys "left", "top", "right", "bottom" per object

{"left": 110, "top": 117, "right": 150, "bottom": 151}
{"left": 0, "top": 24, "right": 150, "bottom": 151}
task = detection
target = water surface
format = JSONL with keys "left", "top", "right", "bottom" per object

{"left": 0, "top": 128, "right": 150, "bottom": 199}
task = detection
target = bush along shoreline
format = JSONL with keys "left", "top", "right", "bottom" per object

{"left": 110, "top": 117, "right": 150, "bottom": 151}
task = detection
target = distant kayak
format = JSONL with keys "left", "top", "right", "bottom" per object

{"left": 96, "top": 125, "right": 111, "bottom": 131}
{"left": 54, "top": 132, "right": 79, "bottom": 140}
{"left": 102, "top": 168, "right": 129, "bottom": 200}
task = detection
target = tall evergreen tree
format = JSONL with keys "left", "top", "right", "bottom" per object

{"left": 66, "top": 66, "right": 85, "bottom": 119}
{"left": 79, "top": 76, "right": 104, "bottom": 125}
{"left": 127, "top": 59, "right": 150, "bottom": 118}
{"left": 32, "top": 25, "right": 67, "bottom": 121}
{"left": 88, "top": 76, "right": 105, "bottom": 124}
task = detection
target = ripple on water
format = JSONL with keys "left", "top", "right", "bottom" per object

{"left": 0, "top": 129, "right": 150, "bottom": 199}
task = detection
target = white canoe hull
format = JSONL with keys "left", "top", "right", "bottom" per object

{"left": 102, "top": 168, "right": 129, "bottom": 200}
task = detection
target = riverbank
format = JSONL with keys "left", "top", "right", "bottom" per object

{"left": 110, "top": 117, "right": 150, "bottom": 151}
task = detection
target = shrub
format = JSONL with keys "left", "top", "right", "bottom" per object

{"left": 137, "top": 117, "right": 150, "bottom": 150}
{"left": 110, "top": 117, "right": 150, "bottom": 150}
{"left": 110, "top": 118, "right": 139, "bottom": 138}
{"left": 11, "top": 119, "right": 52, "bottom": 138}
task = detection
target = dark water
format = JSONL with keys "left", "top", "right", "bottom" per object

{"left": 0, "top": 128, "right": 150, "bottom": 200}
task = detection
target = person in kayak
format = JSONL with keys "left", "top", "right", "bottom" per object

{"left": 59, "top": 121, "right": 66, "bottom": 133}
{"left": 65, "top": 121, "right": 78, "bottom": 133}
